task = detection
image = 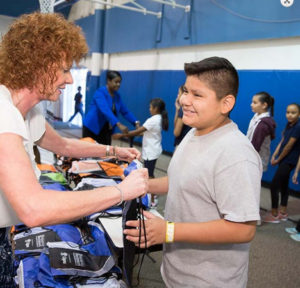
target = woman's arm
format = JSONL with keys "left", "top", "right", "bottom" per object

{"left": 37, "top": 122, "right": 141, "bottom": 161}
{"left": 118, "top": 95, "right": 138, "bottom": 125}
{"left": 272, "top": 138, "right": 283, "bottom": 158}
{"left": 272, "top": 137, "right": 297, "bottom": 166}
{"left": 0, "top": 133, "right": 148, "bottom": 228}
{"left": 174, "top": 117, "right": 184, "bottom": 138}
{"left": 251, "top": 122, "right": 271, "bottom": 152}
{"left": 124, "top": 211, "right": 256, "bottom": 248}
{"left": 174, "top": 99, "right": 180, "bottom": 127}
{"left": 270, "top": 137, "right": 283, "bottom": 165}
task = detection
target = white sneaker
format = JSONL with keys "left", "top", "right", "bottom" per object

{"left": 290, "top": 233, "right": 300, "bottom": 242}
{"left": 285, "top": 227, "right": 298, "bottom": 234}
{"left": 151, "top": 202, "right": 157, "bottom": 210}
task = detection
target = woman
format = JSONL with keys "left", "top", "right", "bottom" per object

{"left": 0, "top": 12, "right": 148, "bottom": 286}
{"left": 83, "top": 70, "right": 140, "bottom": 145}
{"left": 246, "top": 91, "right": 276, "bottom": 172}
{"left": 173, "top": 85, "right": 191, "bottom": 152}
{"left": 262, "top": 103, "right": 300, "bottom": 223}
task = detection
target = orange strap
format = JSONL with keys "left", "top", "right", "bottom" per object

{"left": 98, "top": 162, "right": 124, "bottom": 177}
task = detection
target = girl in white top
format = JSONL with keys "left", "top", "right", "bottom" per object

{"left": 246, "top": 91, "right": 276, "bottom": 171}
{"left": 115, "top": 98, "right": 169, "bottom": 207}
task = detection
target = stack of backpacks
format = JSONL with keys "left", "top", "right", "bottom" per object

{"left": 12, "top": 139, "right": 151, "bottom": 288}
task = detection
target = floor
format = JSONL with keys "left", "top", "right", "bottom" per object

{"left": 42, "top": 121, "right": 300, "bottom": 288}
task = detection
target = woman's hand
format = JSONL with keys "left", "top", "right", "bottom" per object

{"left": 292, "top": 172, "right": 299, "bottom": 185}
{"left": 271, "top": 158, "right": 279, "bottom": 166}
{"left": 119, "top": 168, "right": 149, "bottom": 201}
{"left": 117, "top": 123, "right": 129, "bottom": 133}
{"left": 116, "top": 147, "right": 141, "bottom": 161}
{"left": 124, "top": 211, "right": 166, "bottom": 248}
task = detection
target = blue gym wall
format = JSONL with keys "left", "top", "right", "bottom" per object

{"left": 77, "top": 0, "right": 300, "bottom": 54}
{"left": 103, "top": 69, "right": 300, "bottom": 192}
{"left": 74, "top": 0, "right": 300, "bottom": 192}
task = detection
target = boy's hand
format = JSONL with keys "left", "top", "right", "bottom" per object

{"left": 124, "top": 211, "right": 166, "bottom": 248}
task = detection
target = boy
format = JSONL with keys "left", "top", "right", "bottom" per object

{"left": 124, "top": 57, "right": 262, "bottom": 288}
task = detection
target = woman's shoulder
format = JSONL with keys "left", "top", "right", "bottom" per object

{"left": 96, "top": 85, "right": 107, "bottom": 93}
{"left": 0, "top": 97, "right": 19, "bottom": 114}
{"left": 93, "top": 86, "right": 113, "bottom": 102}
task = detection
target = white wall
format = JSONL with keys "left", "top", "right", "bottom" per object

{"left": 63, "top": 68, "right": 88, "bottom": 125}
{"left": 0, "top": 14, "right": 15, "bottom": 37}
{"left": 109, "top": 37, "right": 300, "bottom": 71}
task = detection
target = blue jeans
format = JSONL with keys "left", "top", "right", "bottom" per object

{"left": 68, "top": 103, "right": 83, "bottom": 123}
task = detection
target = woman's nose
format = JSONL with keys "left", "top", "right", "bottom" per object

{"left": 66, "top": 72, "right": 73, "bottom": 84}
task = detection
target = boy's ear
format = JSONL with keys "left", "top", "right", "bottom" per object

{"left": 221, "top": 95, "right": 235, "bottom": 114}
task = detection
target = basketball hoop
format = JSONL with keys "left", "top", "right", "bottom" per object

{"left": 39, "top": 0, "right": 56, "bottom": 13}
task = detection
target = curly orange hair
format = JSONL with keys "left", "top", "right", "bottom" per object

{"left": 0, "top": 12, "right": 88, "bottom": 95}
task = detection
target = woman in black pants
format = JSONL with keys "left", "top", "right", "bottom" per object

{"left": 262, "top": 103, "right": 300, "bottom": 223}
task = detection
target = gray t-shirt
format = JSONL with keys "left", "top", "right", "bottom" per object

{"left": 162, "top": 121, "right": 262, "bottom": 288}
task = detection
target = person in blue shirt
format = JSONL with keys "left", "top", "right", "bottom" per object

{"left": 262, "top": 103, "right": 300, "bottom": 223}
{"left": 83, "top": 70, "right": 140, "bottom": 145}
{"left": 68, "top": 86, "right": 84, "bottom": 124}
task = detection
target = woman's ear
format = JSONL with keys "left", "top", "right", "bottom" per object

{"left": 221, "top": 95, "right": 236, "bottom": 115}
{"left": 262, "top": 102, "right": 268, "bottom": 110}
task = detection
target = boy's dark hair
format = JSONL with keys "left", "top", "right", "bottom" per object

{"left": 256, "top": 91, "right": 275, "bottom": 117}
{"left": 150, "top": 98, "right": 169, "bottom": 131}
{"left": 184, "top": 57, "right": 239, "bottom": 100}
{"left": 107, "top": 70, "right": 122, "bottom": 81}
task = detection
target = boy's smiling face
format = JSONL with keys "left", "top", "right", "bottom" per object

{"left": 181, "top": 75, "right": 233, "bottom": 136}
